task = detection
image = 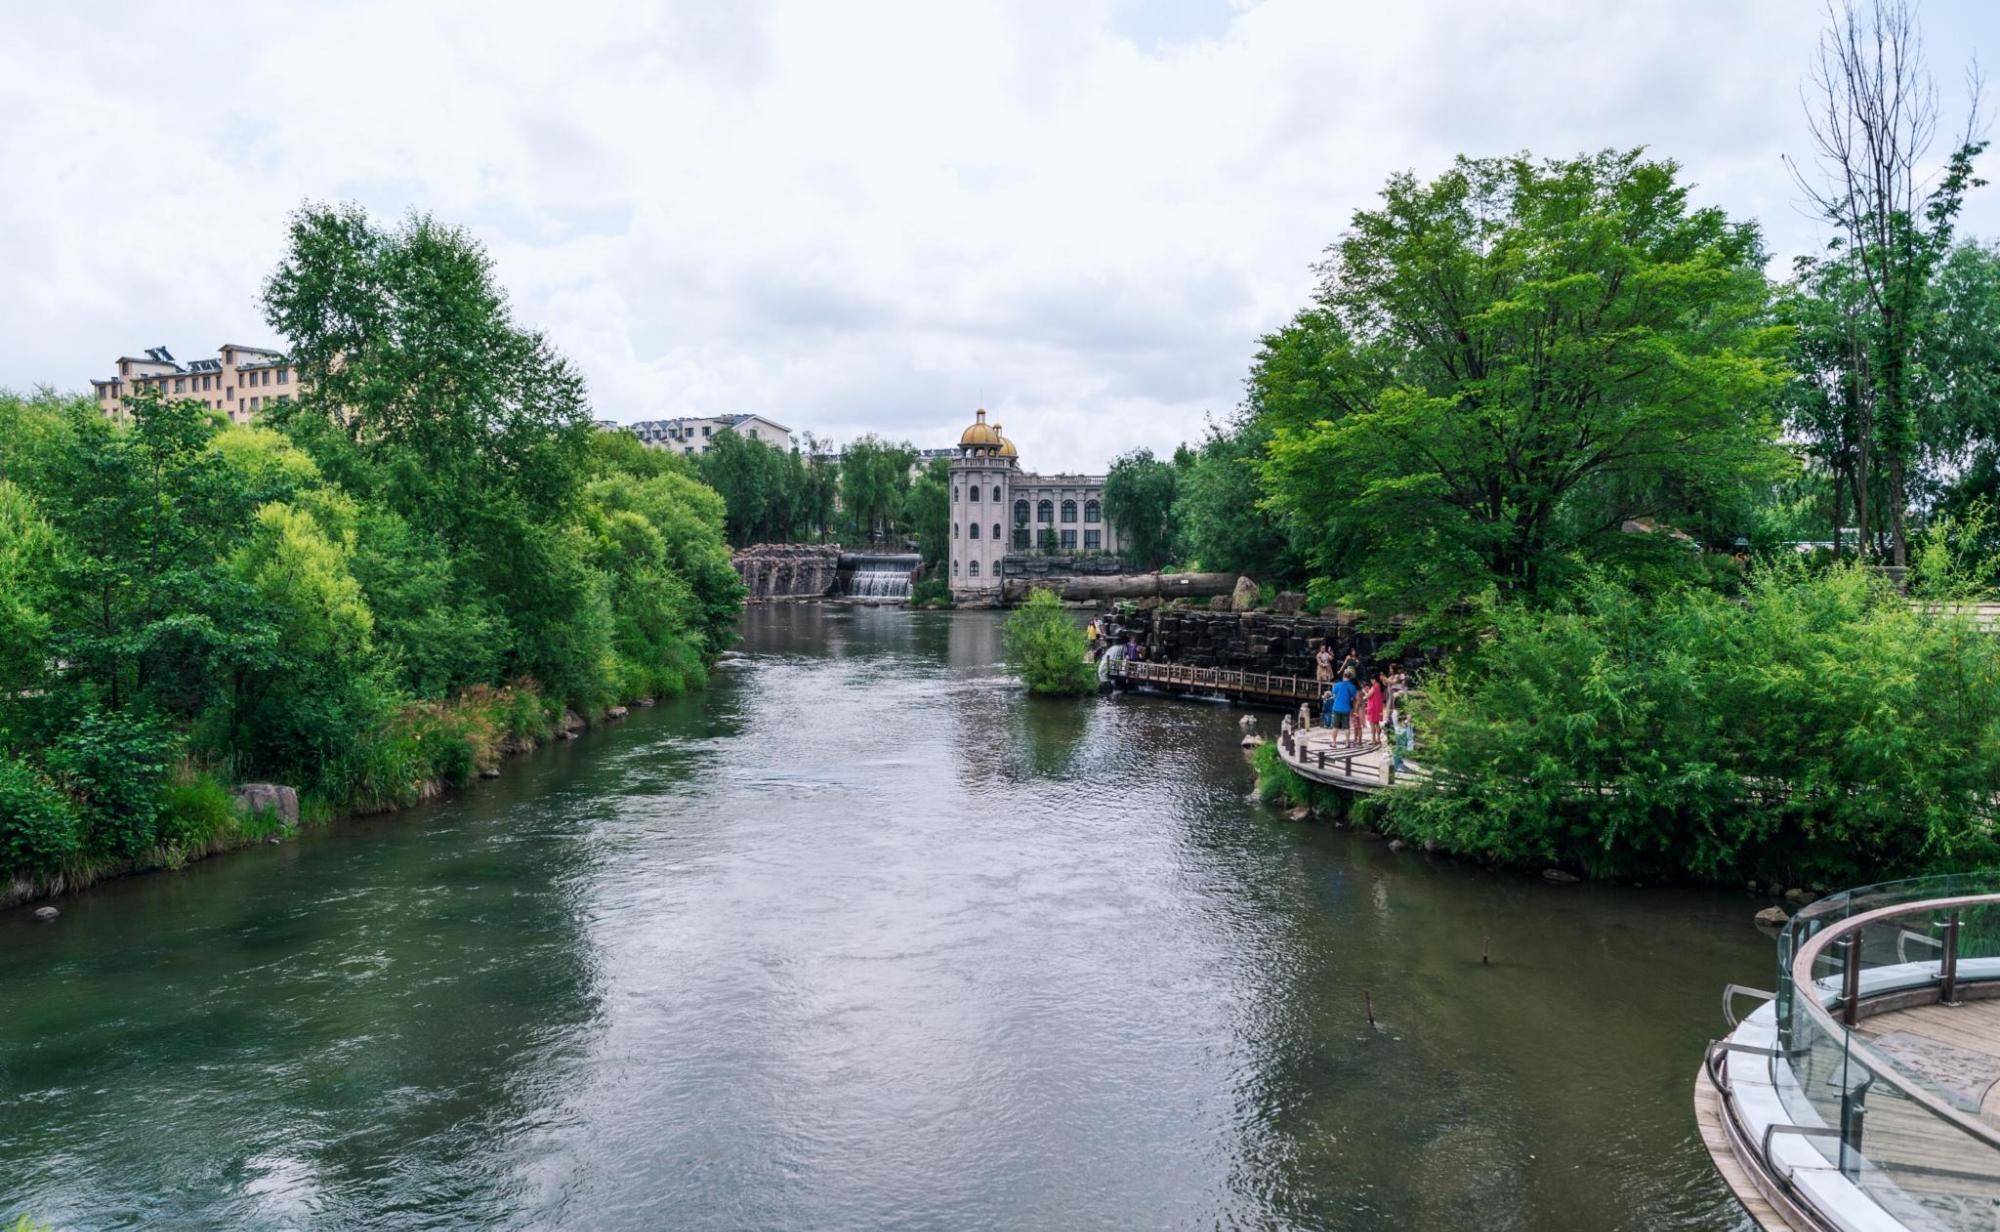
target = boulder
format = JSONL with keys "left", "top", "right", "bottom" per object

{"left": 478, "top": 766, "right": 502, "bottom": 779}
{"left": 1541, "top": 868, "right": 1581, "bottom": 884}
{"left": 1388, "top": 839, "right": 1407, "bottom": 852}
{"left": 605, "top": 705, "right": 629, "bottom": 720}
{"left": 1784, "top": 887, "right": 1813, "bottom": 906}
{"left": 233, "top": 783, "right": 300, "bottom": 827}
{"left": 561, "top": 709, "right": 586, "bottom": 733}
{"left": 1755, "top": 906, "right": 1791, "bottom": 928}
{"left": 1273, "top": 591, "right": 1307, "bottom": 614}
{"left": 1230, "top": 576, "right": 1260, "bottom": 612}
{"left": 634, "top": 697, "right": 658, "bottom": 708}
{"left": 1285, "top": 805, "right": 1311, "bottom": 821}
{"left": 33, "top": 905, "right": 58, "bottom": 922}
{"left": 1207, "top": 594, "right": 1233, "bottom": 611}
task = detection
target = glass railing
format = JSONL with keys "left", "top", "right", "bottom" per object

{"left": 1770, "top": 871, "right": 2000, "bottom": 1227}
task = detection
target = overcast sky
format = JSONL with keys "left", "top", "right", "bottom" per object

{"left": 5, "top": 1, "right": 1998, "bottom": 472}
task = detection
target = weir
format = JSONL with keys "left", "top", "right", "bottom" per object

{"left": 839, "top": 553, "right": 920, "bottom": 599}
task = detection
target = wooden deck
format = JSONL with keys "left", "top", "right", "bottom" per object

{"left": 1277, "top": 725, "right": 1425, "bottom": 794}
{"left": 1103, "top": 658, "right": 1327, "bottom": 706}
{"left": 1694, "top": 1063, "right": 1806, "bottom": 1232}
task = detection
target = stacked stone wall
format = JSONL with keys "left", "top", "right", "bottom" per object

{"left": 732, "top": 544, "right": 840, "bottom": 600}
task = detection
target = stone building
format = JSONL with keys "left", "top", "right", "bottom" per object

{"left": 947, "top": 408, "right": 1122, "bottom": 603}
{"left": 628, "top": 414, "right": 795, "bottom": 456}
{"left": 92, "top": 344, "right": 301, "bottom": 425}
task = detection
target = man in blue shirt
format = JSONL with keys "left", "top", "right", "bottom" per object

{"left": 1325, "top": 669, "right": 1359, "bottom": 747}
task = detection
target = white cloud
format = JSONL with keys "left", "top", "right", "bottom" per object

{"left": 3, "top": 0, "right": 1996, "bottom": 472}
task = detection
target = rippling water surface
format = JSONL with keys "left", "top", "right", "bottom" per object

{"left": 0, "top": 606, "right": 1769, "bottom": 1230}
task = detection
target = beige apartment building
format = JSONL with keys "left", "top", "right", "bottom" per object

{"left": 91, "top": 344, "right": 302, "bottom": 425}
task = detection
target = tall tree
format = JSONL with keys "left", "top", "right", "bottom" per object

{"left": 1787, "top": 0, "right": 1987, "bottom": 564}
{"left": 1257, "top": 150, "right": 1788, "bottom": 621}
{"left": 837, "top": 435, "right": 916, "bottom": 545}
{"left": 1102, "top": 448, "right": 1179, "bottom": 571}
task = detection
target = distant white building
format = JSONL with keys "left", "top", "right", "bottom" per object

{"left": 628, "top": 414, "right": 795, "bottom": 456}
{"left": 947, "top": 408, "right": 1121, "bottom": 603}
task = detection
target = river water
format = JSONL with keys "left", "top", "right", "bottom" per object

{"left": 1, "top": 606, "right": 1770, "bottom": 1231}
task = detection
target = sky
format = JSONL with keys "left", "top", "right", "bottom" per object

{"left": 4, "top": 0, "right": 1998, "bottom": 473}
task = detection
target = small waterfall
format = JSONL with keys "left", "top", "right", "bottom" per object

{"left": 840, "top": 553, "right": 919, "bottom": 599}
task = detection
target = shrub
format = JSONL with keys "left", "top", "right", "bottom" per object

{"left": 0, "top": 754, "right": 82, "bottom": 871}
{"left": 156, "top": 771, "right": 238, "bottom": 850}
{"left": 910, "top": 577, "right": 953, "bottom": 608}
{"left": 43, "top": 709, "right": 178, "bottom": 859}
{"left": 1377, "top": 562, "right": 2000, "bottom": 884}
{"left": 1002, "top": 588, "right": 1096, "bottom": 696}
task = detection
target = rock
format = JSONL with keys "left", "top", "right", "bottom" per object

{"left": 556, "top": 729, "right": 577, "bottom": 741}
{"left": 1784, "top": 887, "right": 1813, "bottom": 905}
{"left": 634, "top": 697, "right": 657, "bottom": 707}
{"left": 605, "top": 705, "right": 629, "bottom": 720}
{"left": 232, "top": 783, "right": 300, "bottom": 827}
{"left": 1767, "top": 881, "right": 1784, "bottom": 897}
{"left": 1240, "top": 735, "right": 1266, "bottom": 748}
{"left": 1208, "top": 594, "right": 1233, "bottom": 611}
{"left": 562, "top": 709, "right": 587, "bottom": 732}
{"left": 1542, "top": 868, "right": 1581, "bottom": 884}
{"left": 1755, "top": 906, "right": 1791, "bottom": 928}
{"left": 1388, "top": 839, "right": 1406, "bottom": 852}
{"left": 1273, "top": 591, "right": 1307, "bottom": 614}
{"left": 33, "top": 905, "right": 58, "bottom": 922}
{"left": 1285, "top": 805, "right": 1311, "bottom": 821}
{"left": 478, "top": 766, "right": 502, "bottom": 779}
{"left": 1230, "top": 576, "right": 1260, "bottom": 612}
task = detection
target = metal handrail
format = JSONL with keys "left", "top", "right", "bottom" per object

{"left": 1786, "top": 890, "right": 2000, "bottom": 1155}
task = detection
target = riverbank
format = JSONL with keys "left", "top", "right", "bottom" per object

{"left": 1, "top": 680, "right": 681, "bottom": 913}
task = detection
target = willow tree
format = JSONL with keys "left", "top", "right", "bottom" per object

{"left": 1258, "top": 150, "right": 1789, "bottom": 623}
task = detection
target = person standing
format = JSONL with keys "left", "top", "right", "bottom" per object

{"left": 1315, "top": 640, "right": 1335, "bottom": 684}
{"left": 1363, "top": 675, "right": 1387, "bottom": 744}
{"left": 1329, "top": 668, "right": 1359, "bottom": 747}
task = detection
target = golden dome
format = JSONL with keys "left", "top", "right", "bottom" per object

{"left": 995, "top": 426, "right": 1018, "bottom": 459}
{"left": 958, "top": 407, "right": 1002, "bottom": 449}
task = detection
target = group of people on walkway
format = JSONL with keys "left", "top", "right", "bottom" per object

{"left": 1312, "top": 640, "right": 1409, "bottom": 751}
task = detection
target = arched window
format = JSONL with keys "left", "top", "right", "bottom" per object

{"left": 1084, "top": 499, "right": 1101, "bottom": 524}
{"left": 1061, "top": 499, "right": 1077, "bottom": 523}
{"left": 1037, "top": 499, "right": 1053, "bottom": 524}
{"left": 1013, "top": 499, "right": 1030, "bottom": 527}
{"left": 952, "top": 486, "right": 959, "bottom": 503}
{"left": 992, "top": 523, "right": 1001, "bottom": 542}
{"left": 952, "top": 559, "right": 960, "bottom": 575}
{"left": 969, "top": 485, "right": 980, "bottom": 502}
{"left": 969, "top": 559, "right": 981, "bottom": 577}
{"left": 952, "top": 522, "right": 959, "bottom": 539}
{"left": 969, "top": 522, "right": 980, "bottom": 539}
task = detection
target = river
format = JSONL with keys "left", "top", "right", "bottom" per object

{"left": 0, "top": 605, "right": 1769, "bottom": 1231}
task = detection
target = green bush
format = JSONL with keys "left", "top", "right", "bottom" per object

{"left": 1378, "top": 562, "right": 2000, "bottom": 884}
{"left": 0, "top": 754, "right": 82, "bottom": 872}
{"left": 1002, "top": 588, "right": 1096, "bottom": 696}
{"left": 156, "top": 772, "right": 238, "bottom": 850}
{"left": 43, "top": 710, "right": 178, "bottom": 859}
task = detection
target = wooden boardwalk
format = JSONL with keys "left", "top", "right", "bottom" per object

{"left": 1104, "top": 657, "right": 1326, "bottom": 706}
{"left": 1278, "top": 725, "right": 1425, "bottom": 794}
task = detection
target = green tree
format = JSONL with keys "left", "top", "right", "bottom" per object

{"left": 1002, "top": 588, "right": 1096, "bottom": 696}
{"left": 1258, "top": 150, "right": 1788, "bottom": 623}
{"left": 838, "top": 435, "right": 916, "bottom": 545}
{"left": 1102, "top": 448, "right": 1179, "bottom": 570}
{"left": 905, "top": 456, "right": 952, "bottom": 568}
{"left": 1173, "top": 425, "right": 1297, "bottom": 578}
{"left": 1789, "top": 0, "right": 1988, "bottom": 565}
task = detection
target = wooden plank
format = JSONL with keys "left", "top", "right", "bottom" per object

{"left": 1693, "top": 1065, "right": 1805, "bottom": 1232}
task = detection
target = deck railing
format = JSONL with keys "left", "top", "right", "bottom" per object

{"left": 1714, "top": 871, "right": 2000, "bottom": 1229}
{"left": 1103, "top": 658, "right": 1324, "bottom": 702}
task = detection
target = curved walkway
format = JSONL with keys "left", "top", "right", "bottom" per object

{"left": 1701, "top": 875, "right": 2000, "bottom": 1231}
{"left": 1276, "top": 724, "right": 1424, "bottom": 794}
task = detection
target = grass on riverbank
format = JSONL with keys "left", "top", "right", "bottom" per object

{"left": 2, "top": 680, "right": 648, "bottom": 908}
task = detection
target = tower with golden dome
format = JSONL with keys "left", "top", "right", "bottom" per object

{"left": 946, "top": 408, "right": 1119, "bottom": 604}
